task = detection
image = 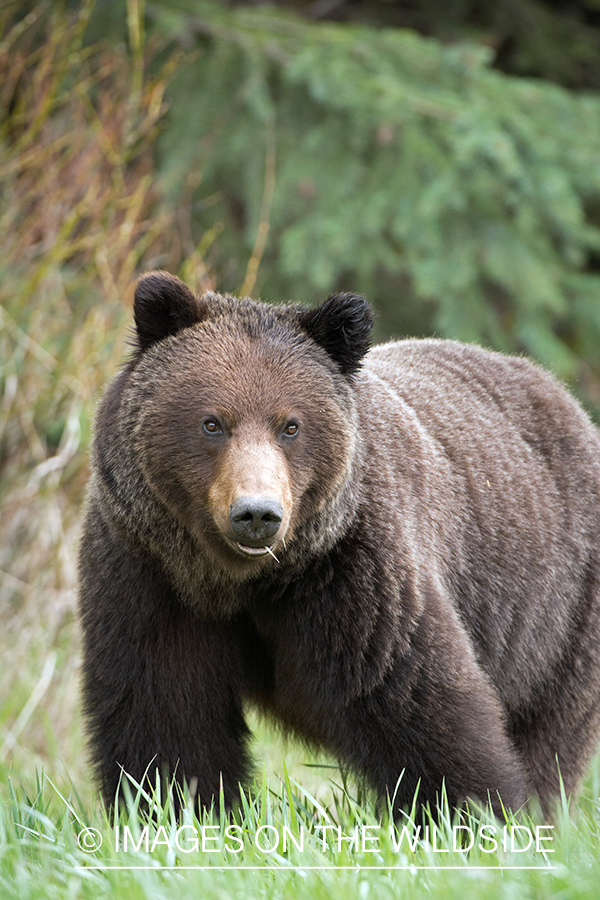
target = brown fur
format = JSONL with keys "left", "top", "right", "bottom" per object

{"left": 78, "top": 272, "right": 600, "bottom": 818}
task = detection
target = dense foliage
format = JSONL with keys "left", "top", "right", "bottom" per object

{"left": 236, "top": 0, "right": 600, "bottom": 89}
{"left": 144, "top": 0, "right": 600, "bottom": 414}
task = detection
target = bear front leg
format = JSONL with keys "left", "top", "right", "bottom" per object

{"left": 78, "top": 507, "right": 251, "bottom": 814}
{"left": 330, "top": 610, "right": 531, "bottom": 818}
{"left": 268, "top": 565, "right": 530, "bottom": 819}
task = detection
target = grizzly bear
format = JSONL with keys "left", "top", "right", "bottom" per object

{"left": 78, "top": 271, "right": 600, "bottom": 819}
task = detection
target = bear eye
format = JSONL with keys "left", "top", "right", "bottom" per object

{"left": 203, "top": 418, "right": 222, "bottom": 435}
{"left": 282, "top": 421, "right": 299, "bottom": 438}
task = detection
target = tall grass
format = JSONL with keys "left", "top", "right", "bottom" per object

{"left": 3, "top": 765, "right": 600, "bottom": 899}
{"left": 0, "top": 0, "right": 185, "bottom": 782}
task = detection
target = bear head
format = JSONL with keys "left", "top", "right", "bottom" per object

{"left": 126, "top": 271, "right": 373, "bottom": 579}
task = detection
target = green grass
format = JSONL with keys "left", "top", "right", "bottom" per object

{"left": 2, "top": 752, "right": 600, "bottom": 899}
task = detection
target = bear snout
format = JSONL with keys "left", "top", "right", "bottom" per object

{"left": 229, "top": 496, "right": 283, "bottom": 547}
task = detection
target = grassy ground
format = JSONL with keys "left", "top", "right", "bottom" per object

{"left": 2, "top": 748, "right": 600, "bottom": 899}
{"left": 2, "top": 4, "right": 600, "bottom": 898}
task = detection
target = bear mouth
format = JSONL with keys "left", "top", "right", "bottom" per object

{"left": 236, "top": 543, "right": 269, "bottom": 557}
{"left": 233, "top": 542, "right": 280, "bottom": 562}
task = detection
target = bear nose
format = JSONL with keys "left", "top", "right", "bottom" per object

{"left": 229, "top": 496, "right": 283, "bottom": 545}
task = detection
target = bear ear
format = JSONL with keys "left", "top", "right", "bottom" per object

{"left": 298, "top": 293, "right": 373, "bottom": 376}
{"left": 133, "top": 271, "right": 209, "bottom": 352}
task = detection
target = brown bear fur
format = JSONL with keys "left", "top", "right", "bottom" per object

{"left": 78, "top": 271, "right": 600, "bottom": 818}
